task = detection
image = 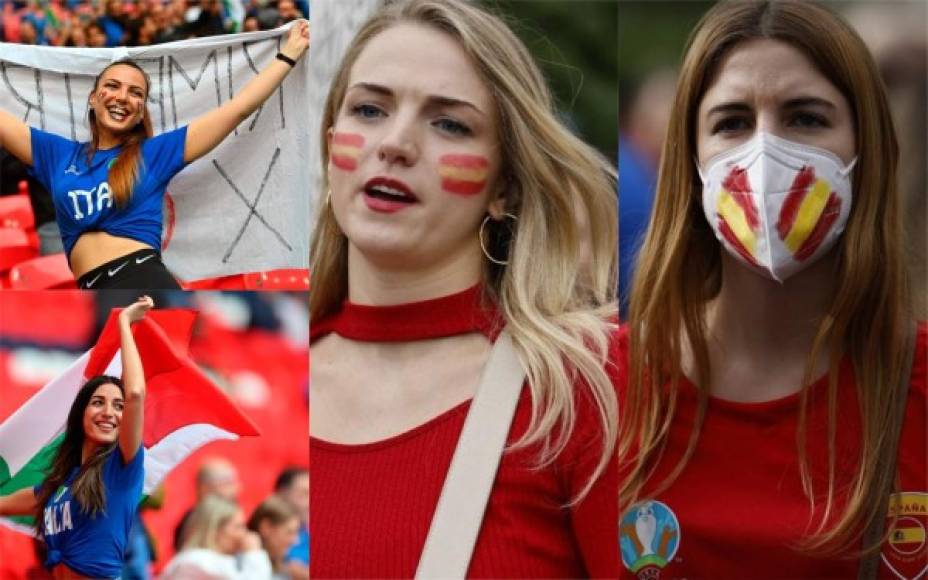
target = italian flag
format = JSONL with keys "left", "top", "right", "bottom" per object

{"left": 0, "top": 309, "right": 260, "bottom": 532}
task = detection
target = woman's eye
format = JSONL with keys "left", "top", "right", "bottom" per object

{"left": 711, "top": 116, "right": 750, "bottom": 135}
{"left": 790, "top": 112, "right": 829, "bottom": 129}
{"left": 434, "top": 117, "right": 472, "bottom": 136}
{"left": 350, "top": 103, "right": 384, "bottom": 119}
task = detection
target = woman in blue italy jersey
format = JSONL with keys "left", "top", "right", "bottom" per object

{"left": 0, "top": 296, "right": 152, "bottom": 579}
{"left": 0, "top": 21, "right": 309, "bottom": 289}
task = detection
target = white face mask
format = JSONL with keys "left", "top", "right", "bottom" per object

{"left": 698, "top": 132, "right": 856, "bottom": 282}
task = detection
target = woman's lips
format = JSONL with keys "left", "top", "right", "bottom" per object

{"left": 362, "top": 177, "right": 419, "bottom": 213}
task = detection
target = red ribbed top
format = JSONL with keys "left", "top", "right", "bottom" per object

{"left": 310, "top": 286, "right": 620, "bottom": 578}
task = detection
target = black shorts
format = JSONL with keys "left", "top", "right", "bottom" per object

{"left": 76, "top": 249, "right": 181, "bottom": 290}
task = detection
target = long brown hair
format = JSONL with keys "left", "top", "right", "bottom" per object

{"left": 310, "top": 0, "right": 619, "bottom": 500}
{"left": 87, "top": 60, "right": 153, "bottom": 208}
{"left": 621, "top": 0, "right": 910, "bottom": 555}
{"left": 33, "top": 376, "right": 125, "bottom": 538}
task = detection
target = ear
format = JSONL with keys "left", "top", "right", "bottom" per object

{"left": 326, "top": 127, "right": 334, "bottom": 145}
{"left": 486, "top": 177, "right": 508, "bottom": 220}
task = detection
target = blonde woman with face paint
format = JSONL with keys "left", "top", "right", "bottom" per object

{"left": 310, "top": 0, "right": 620, "bottom": 577}
{"left": 0, "top": 21, "right": 309, "bottom": 290}
{"left": 618, "top": 1, "right": 925, "bottom": 577}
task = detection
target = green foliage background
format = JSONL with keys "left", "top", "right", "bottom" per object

{"left": 481, "top": 0, "right": 618, "bottom": 160}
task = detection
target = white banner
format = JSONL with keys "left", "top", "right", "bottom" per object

{"left": 0, "top": 25, "right": 309, "bottom": 280}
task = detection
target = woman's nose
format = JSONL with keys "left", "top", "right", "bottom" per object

{"left": 377, "top": 114, "right": 420, "bottom": 166}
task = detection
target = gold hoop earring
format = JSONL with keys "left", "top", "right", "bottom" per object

{"left": 479, "top": 213, "right": 517, "bottom": 266}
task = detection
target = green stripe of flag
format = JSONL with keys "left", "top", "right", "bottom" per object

{"left": 0, "top": 434, "right": 63, "bottom": 527}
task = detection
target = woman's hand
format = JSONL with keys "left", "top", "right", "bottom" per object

{"left": 120, "top": 295, "right": 154, "bottom": 325}
{"left": 241, "top": 530, "right": 263, "bottom": 552}
{"left": 280, "top": 19, "right": 310, "bottom": 63}
{"left": 184, "top": 19, "right": 310, "bottom": 164}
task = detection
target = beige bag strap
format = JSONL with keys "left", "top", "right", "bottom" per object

{"left": 858, "top": 322, "right": 918, "bottom": 580}
{"left": 415, "top": 331, "right": 526, "bottom": 580}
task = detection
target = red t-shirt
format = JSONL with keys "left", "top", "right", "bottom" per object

{"left": 310, "top": 288, "right": 621, "bottom": 578}
{"left": 617, "top": 323, "right": 927, "bottom": 579}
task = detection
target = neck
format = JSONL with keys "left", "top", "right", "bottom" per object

{"left": 708, "top": 250, "right": 836, "bottom": 355}
{"left": 96, "top": 127, "right": 123, "bottom": 150}
{"left": 80, "top": 439, "right": 99, "bottom": 465}
{"left": 347, "top": 242, "right": 483, "bottom": 306}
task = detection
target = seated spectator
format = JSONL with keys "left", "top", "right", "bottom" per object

{"left": 161, "top": 496, "right": 272, "bottom": 580}
{"left": 174, "top": 457, "right": 242, "bottom": 552}
{"left": 274, "top": 467, "right": 309, "bottom": 578}
{"left": 248, "top": 496, "right": 301, "bottom": 580}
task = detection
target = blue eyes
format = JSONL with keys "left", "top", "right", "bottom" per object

{"left": 433, "top": 118, "right": 472, "bottom": 136}
{"left": 349, "top": 104, "right": 473, "bottom": 136}
{"left": 351, "top": 104, "right": 384, "bottom": 119}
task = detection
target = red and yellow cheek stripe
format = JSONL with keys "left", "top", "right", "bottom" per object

{"left": 439, "top": 154, "right": 488, "bottom": 196}
{"left": 776, "top": 166, "right": 842, "bottom": 262}
{"left": 330, "top": 133, "right": 364, "bottom": 171}
{"left": 715, "top": 167, "right": 761, "bottom": 266}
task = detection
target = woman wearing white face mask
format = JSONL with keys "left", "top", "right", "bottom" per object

{"left": 618, "top": 1, "right": 925, "bottom": 578}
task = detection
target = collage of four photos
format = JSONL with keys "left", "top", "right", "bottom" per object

{"left": 0, "top": 0, "right": 926, "bottom": 578}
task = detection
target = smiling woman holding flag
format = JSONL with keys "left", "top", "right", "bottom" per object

{"left": 0, "top": 295, "right": 152, "bottom": 579}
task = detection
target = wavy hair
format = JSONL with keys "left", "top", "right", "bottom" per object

{"left": 621, "top": 0, "right": 910, "bottom": 555}
{"left": 310, "top": 0, "right": 619, "bottom": 499}
{"left": 87, "top": 59, "right": 153, "bottom": 208}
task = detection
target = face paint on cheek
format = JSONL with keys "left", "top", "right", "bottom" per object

{"left": 438, "top": 154, "right": 489, "bottom": 196}
{"left": 330, "top": 133, "right": 364, "bottom": 171}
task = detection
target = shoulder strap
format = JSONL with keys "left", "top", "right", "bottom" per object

{"left": 858, "top": 322, "right": 918, "bottom": 580}
{"left": 415, "top": 331, "right": 526, "bottom": 579}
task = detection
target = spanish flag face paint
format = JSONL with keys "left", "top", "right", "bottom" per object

{"left": 330, "top": 132, "right": 364, "bottom": 172}
{"left": 438, "top": 154, "right": 489, "bottom": 196}
{"left": 700, "top": 132, "right": 855, "bottom": 282}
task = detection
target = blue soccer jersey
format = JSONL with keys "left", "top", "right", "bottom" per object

{"left": 29, "top": 127, "right": 188, "bottom": 258}
{"left": 39, "top": 447, "right": 144, "bottom": 579}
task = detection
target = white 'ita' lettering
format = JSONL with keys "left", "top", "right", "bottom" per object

{"left": 43, "top": 500, "right": 73, "bottom": 536}
{"left": 67, "top": 182, "right": 113, "bottom": 220}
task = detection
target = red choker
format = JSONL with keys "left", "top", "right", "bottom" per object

{"left": 311, "top": 285, "right": 501, "bottom": 343}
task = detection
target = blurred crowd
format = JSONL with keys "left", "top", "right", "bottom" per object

{"left": 158, "top": 462, "right": 309, "bottom": 579}
{"left": 0, "top": 0, "right": 307, "bottom": 47}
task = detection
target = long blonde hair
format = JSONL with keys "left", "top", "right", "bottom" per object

{"left": 310, "top": 0, "right": 619, "bottom": 498}
{"left": 621, "top": 0, "right": 911, "bottom": 555}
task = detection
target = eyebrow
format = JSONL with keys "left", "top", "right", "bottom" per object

{"left": 91, "top": 395, "right": 125, "bottom": 403}
{"left": 347, "top": 82, "right": 485, "bottom": 116}
{"left": 706, "top": 96, "right": 836, "bottom": 117}
{"left": 782, "top": 96, "right": 836, "bottom": 110}
{"left": 103, "top": 78, "right": 146, "bottom": 93}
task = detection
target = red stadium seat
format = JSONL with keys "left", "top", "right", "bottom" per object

{"left": 8, "top": 253, "right": 77, "bottom": 289}
{"left": 0, "top": 228, "right": 39, "bottom": 273}
{"left": 0, "top": 194, "right": 35, "bottom": 231}
{"left": 184, "top": 269, "right": 309, "bottom": 291}
{"left": 243, "top": 269, "right": 310, "bottom": 290}
{"left": 183, "top": 273, "right": 248, "bottom": 290}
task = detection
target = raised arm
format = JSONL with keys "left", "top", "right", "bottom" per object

{"left": 0, "top": 488, "right": 37, "bottom": 517}
{"left": 118, "top": 296, "right": 154, "bottom": 464}
{"left": 0, "top": 109, "right": 33, "bottom": 166}
{"left": 184, "top": 20, "right": 310, "bottom": 164}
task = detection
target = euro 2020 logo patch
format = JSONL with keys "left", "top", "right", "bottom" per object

{"left": 620, "top": 500, "right": 680, "bottom": 579}
{"left": 882, "top": 492, "right": 927, "bottom": 580}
